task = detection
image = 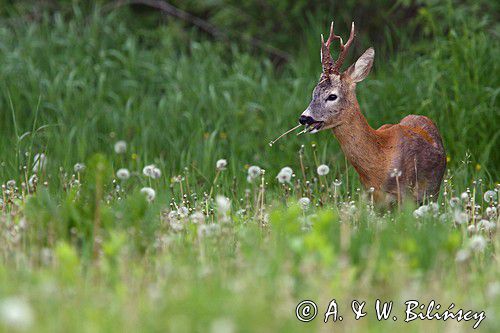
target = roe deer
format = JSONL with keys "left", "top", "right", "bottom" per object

{"left": 299, "top": 22, "right": 446, "bottom": 204}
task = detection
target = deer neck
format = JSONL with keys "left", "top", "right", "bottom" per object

{"left": 332, "top": 102, "right": 388, "bottom": 186}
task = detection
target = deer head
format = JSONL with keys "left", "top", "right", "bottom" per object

{"left": 299, "top": 22, "right": 375, "bottom": 132}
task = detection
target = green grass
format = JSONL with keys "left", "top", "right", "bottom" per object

{"left": 0, "top": 4, "right": 499, "bottom": 333}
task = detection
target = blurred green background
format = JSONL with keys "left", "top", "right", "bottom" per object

{"left": 0, "top": 0, "right": 498, "bottom": 185}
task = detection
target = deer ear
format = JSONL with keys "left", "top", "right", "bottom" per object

{"left": 345, "top": 47, "right": 374, "bottom": 83}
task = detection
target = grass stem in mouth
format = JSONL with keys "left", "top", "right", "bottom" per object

{"left": 268, "top": 124, "right": 302, "bottom": 146}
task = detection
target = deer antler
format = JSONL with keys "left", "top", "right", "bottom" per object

{"left": 321, "top": 21, "right": 355, "bottom": 75}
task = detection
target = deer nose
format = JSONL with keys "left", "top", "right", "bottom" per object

{"left": 299, "top": 115, "right": 315, "bottom": 125}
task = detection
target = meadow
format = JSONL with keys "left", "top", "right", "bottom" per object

{"left": 0, "top": 2, "right": 499, "bottom": 332}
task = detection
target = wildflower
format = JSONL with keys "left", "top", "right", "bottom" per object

{"left": 276, "top": 170, "right": 291, "bottom": 184}
{"left": 73, "top": 163, "right": 85, "bottom": 173}
{"left": 280, "top": 167, "right": 293, "bottom": 176}
{"left": 6, "top": 180, "right": 16, "bottom": 188}
{"left": 32, "top": 153, "right": 47, "bottom": 173}
{"left": 333, "top": 179, "right": 342, "bottom": 187}
{"left": 460, "top": 192, "right": 469, "bottom": 201}
{"left": 216, "top": 159, "right": 227, "bottom": 171}
{"left": 317, "top": 164, "right": 330, "bottom": 176}
{"left": 177, "top": 206, "right": 189, "bottom": 218}
{"left": 298, "top": 197, "right": 310, "bottom": 210}
{"left": 390, "top": 168, "right": 402, "bottom": 178}
{"left": 116, "top": 168, "right": 130, "bottom": 180}
{"left": 486, "top": 206, "right": 497, "bottom": 218}
{"left": 143, "top": 164, "right": 156, "bottom": 177}
{"left": 413, "top": 205, "right": 429, "bottom": 218}
{"left": 247, "top": 165, "right": 261, "bottom": 181}
{"left": 151, "top": 167, "right": 162, "bottom": 179}
{"left": 449, "top": 197, "right": 460, "bottom": 207}
{"left": 483, "top": 190, "right": 496, "bottom": 203}
{"left": 469, "top": 235, "right": 487, "bottom": 253}
{"left": 190, "top": 211, "right": 205, "bottom": 224}
{"left": 114, "top": 140, "right": 127, "bottom": 154}
{"left": 455, "top": 249, "right": 470, "bottom": 263}
{"left": 140, "top": 187, "right": 156, "bottom": 202}
{"left": 0, "top": 296, "right": 34, "bottom": 330}
{"left": 454, "top": 211, "right": 468, "bottom": 225}
{"left": 216, "top": 195, "right": 231, "bottom": 214}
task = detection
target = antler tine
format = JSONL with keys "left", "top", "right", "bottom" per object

{"left": 321, "top": 22, "right": 341, "bottom": 75}
{"left": 332, "top": 22, "right": 355, "bottom": 74}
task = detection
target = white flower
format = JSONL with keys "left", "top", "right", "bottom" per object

{"left": 151, "top": 167, "right": 162, "bottom": 179}
{"left": 317, "top": 164, "right": 330, "bottom": 176}
{"left": 143, "top": 164, "right": 156, "bottom": 177}
{"left": 390, "top": 168, "right": 401, "bottom": 178}
{"left": 0, "top": 297, "right": 34, "bottom": 330}
{"left": 333, "top": 179, "right": 342, "bottom": 187}
{"left": 114, "top": 140, "right": 127, "bottom": 154}
{"left": 469, "top": 235, "right": 487, "bottom": 253}
{"left": 32, "top": 153, "right": 47, "bottom": 173}
{"left": 216, "top": 159, "right": 227, "bottom": 171}
{"left": 298, "top": 197, "right": 310, "bottom": 210}
{"left": 116, "top": 168, "right": 130, "bottom": 180}
{"left": 454, "top": 211, "right": 468, "bottom": 225}
{"left": 276, "top": 170, "right": 291, "bottom": 184}
{"left": 486, "top": 206, "right": 497, "bottom": 218}
{"left": 73, "top": 163, "right": 85, "bottom": 173}
{"left": 455, "top": 249, "right": 470, "bottom": 262}
{"left": 190, "top": 211, "right": 205, "bottom": 224}
{"left": 140, "top": 187, "right": 156, "bottom": 202}
{"left": 280, "top": 167, "right": 293, "bottom": 176}
{"left": 247, "top": 166, "right": 261, "bottom": 181}
{"left": 216, "top": 195, "right": 231, "bottom": 214}
{"left": 483, "top": 190, "right": 496, "bottom": 203}
{"left": 460, "top": 192, "right": 469, "bottom": 201}
{"left": 177, "top": 206, "right": 189, "bottom": 218}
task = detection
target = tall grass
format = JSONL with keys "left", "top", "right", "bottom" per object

{"left": 0, "top": 4, "right": 498, "bottom": 333}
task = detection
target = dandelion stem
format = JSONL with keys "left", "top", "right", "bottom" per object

{"left": 268, "top": 124, "right": 302, "bottom": 147}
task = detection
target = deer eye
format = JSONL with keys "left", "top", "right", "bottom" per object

{"left": 326, "top": 94, "right": 338, "bottom": 101}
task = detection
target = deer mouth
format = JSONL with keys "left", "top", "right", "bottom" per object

{"left": 306, "top": 121, "right": 324, "bottom": 133}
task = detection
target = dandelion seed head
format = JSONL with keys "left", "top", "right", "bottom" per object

{"left": 455, "top": 249, "right": 470, "bottom": 263}
{"left": 486, "top": 206, "right": 497, "bottom": 218}
{"left": 469, "top": 235, "right": 487, "bottom": 253}
{"left": 247, "top": 166, "right": 261, "bottom": 182}
{"left": 454, "top": 211, "right": 469, "bottom": 225}
{"left": 317, "top": 164, "right": 330, "bottom": 176}
{"left": 483, "top": 190, "right": 496, "bottom": 203}
{"left": 190, "top": 211, "right": 205, "bottom": 224}
{"left": 142, "top": 165, "right": 156, "bottom": 178}
{"left": 140, "top": 187, "right": 156, "bottom": 202}
{"left": 333, "top": 179, "right": 342, "bottom": 187}
{"left": 276, "top": 170, "right": 291, "bottom": 184}
{"left": 216, "top": 195, "right": 231, "bottom": 214}
{"left": 73, "top": 163, "right": 85, "bottom": 173}
{"left": 390, "top": 168, "right": 402, "bottom": 178}
{"left": 0, "top": 297, "right": 34, "bottom": 330}
{"left": 449, "top": 197, "right": 460, "bottom": 207}
{"left": 116, "top": 168, "right": 130, "bottom": 180}
{"left": 216, "top": 159, "right": 228, "bottom": 171}
{"left": 298, "top": 197, "right": 310, "bottom": 210}
{"left": 279, "top": 167, "right": 293, "bottom": 176}
{"left": 6, "top": 180, "right": 16, "bottom": 188}
{"left": 460, "top": 192, "right": 469, "bottom": 201}
{"left": 151, "top": 167, "right": 162, "bottom": 179}
{"left": 114, "top": 140, "right": 127, "bottom": 154}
